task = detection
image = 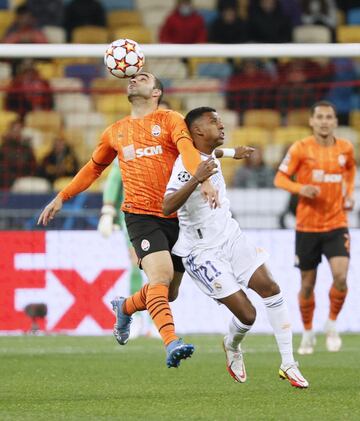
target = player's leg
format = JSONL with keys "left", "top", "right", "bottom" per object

{"left": 168, "top": 271, "right": 183, "bottom": 302}
{"left": 296, "top": 231, "right": 322, "bottom": 355}
{"left": 248, "top": 264, "right": 308, "bottom": 388}
{"left": 219, "top": 290, "right": 256, "bottom": 383}
{"left": 323, "top": 228, "right": 350, "bottom": 352}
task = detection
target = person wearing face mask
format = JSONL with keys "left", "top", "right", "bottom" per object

{"left": 159, "top": 0, "right": 207, "bottom": 44}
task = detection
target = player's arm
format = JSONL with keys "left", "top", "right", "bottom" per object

{"left": 274, "top": 143, "right": 320, "bottom": 199}
{"left": 343, "top": 144, "right": 357, "bottom": 210}
{"left": 215, "top": 146, "right": 255, "bottom": 159}
{"left": 163, "top": 158, "right": 217, "bottom": 216}
{"left": 168, "top": 111, "right": 220, "bottom": 208}
{"left": 38, "top": 130, "right": 116, "bottom": 226}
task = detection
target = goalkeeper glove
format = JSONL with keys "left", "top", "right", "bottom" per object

{"left": 98, "top": 204, "right": 116, "bottom": 238}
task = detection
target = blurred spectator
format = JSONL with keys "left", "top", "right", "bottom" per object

{"left": 233, "top": 147, "right": 275, "bottom": 188}
{"left": 27, "top": 0, "right": 64, "bottom": 28}
{"left": 248, "top": 0, "right": 292, "bottom": 43}
{"left": 0, "top": 120, "right": 37, "bottom": 189}
{"left": 38, "top": 136, "right": 79, "bottom": 185}
{"left": 2, "top": 4, "right": 48, "bottom": 43}
{"left": 63, "top": 0, "right": 106, "bottom": 42}
{"left": 159, "top": 0, "right": 207, "bottom": 43}
{"left": 279, "top": 0, "right": 302, "bottom": 26}
{"left": 277, "top": 59, "right": 333, "bottom": 112}
{"left": 5, "top": 59, "right": 53, "bottom": 118}
{"left": 225, "top": 59, "right": 277, "bottom": 112}
{"left": 300, "top": 0, "right": 337, "bottom": 36}
{"left": 209, "top": 4, "right": 248, "bottom": 43}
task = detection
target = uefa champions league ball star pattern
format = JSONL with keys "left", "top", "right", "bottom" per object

{"left": 104, "top": 39, "right": 145, "bottom": 78}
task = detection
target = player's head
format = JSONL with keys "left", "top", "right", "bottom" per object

{"left": 127, "top": 72, "right": 164, "bottom": 105}
{"left": 309, "top": 100, "right": 338, "bottom": 138}
{"left": 185, "top": 107, "right": 225, "bottom": 153}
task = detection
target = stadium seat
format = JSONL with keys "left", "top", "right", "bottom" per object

{"left": 219, "top": 159, "right": 239, "bottom": 186}
{"left": 91, "top": 77, "right": 124, "bottom": 91}
{"left": 0, "top": 110, "right": 19, "bottom": 135}
{"left": 53, "top": 176, "right": 74, "bottom": 192}
{"left": 349, "top": 110, "right": 360, "bottom": 131}
{"left": 144, "top": 58, "right": 188, "bottom": 79}
{"left": 183, "top": 94, "right": 226, "bottom": 111}
{"left": 193, "top": 0, "right": 217, "bottom": 9}
{"left": 35, "top": 61, "right": 62, "bottom": 80}
{"left": 188, "top": 57, "right": 225, "bottom": 77}
{"left": 11, "top": 177, "right": 52, "bottom": 193}
{"left": 347, "top": 8, "right": 360, "bottom": 25}
{"left": 50, "top": 77, "right": 83, "bottom": 90}
{"left": 102, "top": 0, "right": 135, "bottom": 10}
{"left": 136, "top": 0, "right": 175, "bottom": 10}
{"left": 197, "top": 62, "right": 233, "bottom": 79}
{"left": 65, "top": 64, "right": 101, "bottom": 88}
{"left": 287, "top": 109, "right": 310, "bottom": 126}
{"left": 272, "top": 126, "right": 311, "bottom": 145}
{"left": 107, "top": 10, "right": 142, "bottom": 30}
{"left": 0, "top": 61, "right": 11, "bottom": 80}
{"left": 94, "top": 94, "right": 131, "bottom": 114}
{"left": 71, "top": 26, "right": 109, "bottom": 44}
{"left": 218, "top": 109, "right": 239, "bottom": 130}
{"left": 64, "top": 112, "right": 106, "bottom": 129}
{"left": 334, "top": 126, "right": 359, "bottom": 145}
{"left": 263, "top": 143, "right": 287, "bottom": 167}
{"left": 229, "top": 127, "right": 271, "bottom": 147}
{"left": 0, "top": 10, "right": 14, "bottom": 38}
{"left": 337, "top": 25, "right": 360, "bottom": 42}
{"left": 112, "top": 26, "right": 152, "bottom": 44}
{"left": 54, "top": 93, "right": 93, "bottom": 114}
{"left": 293, "top": 25, "right": 331, "bottom": 43}
{"left": 198, "top": 9, "right": 218, "bottom": 25}
{"left": 243, "top": 109, "right": 281, "bottom": 130}
{"left": 43, "top": 26, "right": 66, "bottom": 43}
{"left": 25, "top": 110, "right": 62, "bottom": 133}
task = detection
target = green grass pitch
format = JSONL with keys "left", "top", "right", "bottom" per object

{"left": 1, "top": 334, "right": 360, "bottom": 421}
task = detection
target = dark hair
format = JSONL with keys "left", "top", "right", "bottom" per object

{"left": 153, "top": 76, "right": 164, "bottom": 105}
{"left": 310, "top": 100, "right": 337, "bottom": 116}
{"left": 185, "top": 106, "right": 216, "bottom": 130}
{"left": 16, "top": 4, "right": 30, "bottom": 15}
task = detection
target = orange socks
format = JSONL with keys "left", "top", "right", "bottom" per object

{"left": 146, "top": 284, "right": 178, "bottom": 346}
{"left": 298, "top": 293, "right": 315, "bottom": 330}
{"left": 329, "top": 286, "right": 347, "bottom": 321}
{"left": 123, "top": 284, "right": 149, "bottom": 315}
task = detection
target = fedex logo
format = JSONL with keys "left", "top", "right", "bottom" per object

{"left": 136, "top": 145, "right": 163, "bottom": 158}
{"left": 0, "top": 232, "right": 131, "bottom": 333}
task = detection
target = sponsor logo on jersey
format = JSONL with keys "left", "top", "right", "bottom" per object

{"left": 141, "top": 239, "right": 150, "bottom": 251}
{"left": 312, "top": 169, "right": 342, "bottom": 183}
{"left": 123, "top": 144, "right": 136, "bottom": 161}
{"left": 177, "top": 171, "right": 191, "bottom": 182}
{"left": 338, "top": 154, "right": 346, "bottom": 167}
{"left": 136, "top": 145, "right": 163, "bottom": 158}
{"left": 151, "top": 125, "right": 161, "bottom": 137}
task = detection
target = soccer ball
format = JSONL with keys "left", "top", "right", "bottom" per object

{"left": 104, "top": 38, "right": 145, "bottom": 78}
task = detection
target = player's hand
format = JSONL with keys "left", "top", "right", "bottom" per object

{"left": 98, "top": 205, "right": 116, "bottom": 238}
{"left": 201, "top": 179, "right": 220, "bottom": 209}
{"left": 343, "top": 196, "right": 355, "bottom": 211}
{"left": 194, "top": 157, "right": 218, "bottom": 183}
{"left": 37, "top": 196, "right": 63, "bottom": 226}
{"left": 233, "top": 146, "right": 255, "bottom": 160}
{"left": 299, "top": 185, "right": 320, "bottom": 199}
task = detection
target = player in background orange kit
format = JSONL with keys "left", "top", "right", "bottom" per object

{"left": 38, "top": 71, "right": 223, "bottom": 368}
{"left": 274, "top": 100, "right": 356, "bottom": 355}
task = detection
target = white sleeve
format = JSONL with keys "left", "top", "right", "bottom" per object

{"left": 165, "top": 157, "right": 191, "bottom": 196}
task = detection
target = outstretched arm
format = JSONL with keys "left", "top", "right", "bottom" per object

{"left": 215, "top": 146, "right": 255, "bottom": 159}
{"left": 163, "top": 158, "right": 217, "bottom": 216}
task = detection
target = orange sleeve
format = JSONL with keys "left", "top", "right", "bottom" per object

{"left": 344, "top": 143, "right": 356, "bottom": 197}
{"left": 166, "top": 111, "right": 201, "bottom": 175}
{"left": 58, "top": 127, "right": 117, "bottom": 201}
{"left": 274, "top": 142, "right": 303, "bottom": 193}
{"left": 274, "top": 171, "right": 303, "bottom": 194}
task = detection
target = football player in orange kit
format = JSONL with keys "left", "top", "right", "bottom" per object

{"left": 38, "top": 72, "right": 223, "bottom": 368}
{"left": 274, "top": 100, "right": 356, "bottom": 354}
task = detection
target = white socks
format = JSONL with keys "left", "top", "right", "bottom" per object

{"left": 263, "top": 292, "right": 295, "bottom": 366}
{"left": 225, "top": 316, "right": 252, "bottom": 350}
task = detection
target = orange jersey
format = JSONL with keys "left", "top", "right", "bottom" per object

{"left": 277, "top": 136, "right": 356, "bottom": 232}
{"left": 92, "top": 109, "right": 196, "bottom": 218}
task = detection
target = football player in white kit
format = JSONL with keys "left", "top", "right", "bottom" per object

{"left": 163, "top": 107, "right": 309, "bottom": 388}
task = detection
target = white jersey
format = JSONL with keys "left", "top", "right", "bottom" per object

{"left": 165, "top": 152, "right": 239, "bottom": 257}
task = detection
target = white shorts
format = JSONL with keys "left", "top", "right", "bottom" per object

{"left": 182, "top": 227, "right": 269, "bottom": 300}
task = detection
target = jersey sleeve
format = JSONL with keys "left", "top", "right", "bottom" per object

{"left": 278, "top": 142, "right": 302, "bottom": 176}
{"left": 92, "top": 126, "right": 117, "bottom": 166}
{"left": 165, "top": 157, "right": 190, "bottom": 195}
{"left": 344, "top": 142, "right": 357, "bottom": 196}
{"left": 166, "top": 111, "right": 202, "bottom": 176}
